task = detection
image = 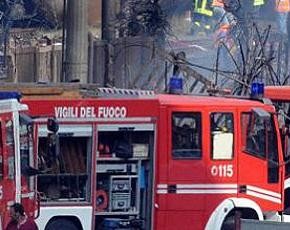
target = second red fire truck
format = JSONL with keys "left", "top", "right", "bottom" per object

{"left": 2, "top": 83, "right": 290, "bottom": 229}
{"left": 265, "top": 85, "right": 290, "bottom": 214}
{"left": 0, "top": 91, "right": 54, "bottom": 229}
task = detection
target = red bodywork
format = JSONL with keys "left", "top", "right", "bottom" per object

{"left": 265, "top": 86, "right": 290, "bottom": 101}
{"left": 20, "top": 93, "right": 284, "bottom": 230}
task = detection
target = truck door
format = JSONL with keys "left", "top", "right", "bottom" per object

{"left": 208, "top": 111, "right": 237, "bottom": 206}
{"left": 238, "top": 109, "right": 281, "bottom": 209}
{"left": 208, "top": 111, "right": 236, "bottom": 179}
{"left": 0, "top": 113, "right": 18, "bottom": 228}
{"left": 166, "top": 110, "right": 205, "bottom": 229}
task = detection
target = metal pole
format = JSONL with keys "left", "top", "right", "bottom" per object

{"left": 102, "top": 0, "right": 116, "bottom": 42}
{"left": 61, "top": 0, "right": 67, "bottom": 82}
{"left": 63, "top": 0, "right": 88, "bottom": 83}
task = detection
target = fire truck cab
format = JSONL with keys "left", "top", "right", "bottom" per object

{"left": 0, "top": 92, "right": 38, "bottom": 229}
{"left": 9, "top": 84, "right": 285, "bottom": 230}
{"left": 264, "top": 85, "right": 290, "bottom": 213}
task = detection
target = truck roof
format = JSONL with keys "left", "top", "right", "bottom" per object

{"left": 0, "top": 83, "right": 272, "bottom": 110}
{"left": 264, "top": 86, "right": 290, "bottom": 101}
{"left": 156, "top": 94, "right": 267, "bottom": 108}
{"left": 23, "top": 93, "right": 273, "bottom": 112}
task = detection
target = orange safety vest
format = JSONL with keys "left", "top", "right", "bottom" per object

{"left": 276, "top": 0, "right": 290, "bottom": 12}
{"left": 212, "top": 0, "right": 224, "bottom": 7}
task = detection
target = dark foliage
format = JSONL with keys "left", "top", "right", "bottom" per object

{"left": 117, "top": 0, "right": 171, "bottom": 39}
{"left": 0, "top": 0, "right": 56, "bottom": 29}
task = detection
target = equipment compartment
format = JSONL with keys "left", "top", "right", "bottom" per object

{"left": 95, "top": 124, "right": 154, "bottom": 230}
{"left": 37, "top": 125, "right": 93, "bottom": 203}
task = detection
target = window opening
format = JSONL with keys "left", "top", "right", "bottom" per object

{"left": 172, "top": 112, "right": 202, "bottom": 158}
{"left": 211, "top": 112, "right": 234, "bottom": 160}
{"left": 6, "top": 119, "right": 14, "bottom": 180}
{"left": 38, "top": 132, "right": 92, "bottom": 202}
{"left": 19, "top": 113, "right": 35, "bottom": 190}
{"left": 242, "top": 113, "right": 266, "bottom": 158}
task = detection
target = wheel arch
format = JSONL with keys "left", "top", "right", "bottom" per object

{"left": 45, "top": 216, "right": 83, "bottom": 230}
{"left": 35, "top": 206, "right": 93, "bottom": 230}
{"left": 205, "top": 197, "right": 263, "bottom": 230}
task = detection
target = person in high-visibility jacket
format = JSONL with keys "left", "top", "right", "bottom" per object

{"left": 212, "top": 0, "right": 229, "bottom": 29}
{"left": 192, "top": 0, "right": 213, "bottom": 34}
{"left": 194, "top": 0, "right": 213, "bottom": 16}
{"left": 276, "top": 0, "right": 290, "bottom": 35}
{"left": 252, "top": 0, "right": 265, "bottom": 19}
{"left": 212, "top": 0, "right": 231, "bottom": 44}
{"left": 254, "top": 0, "right": 265, "bottom": 6}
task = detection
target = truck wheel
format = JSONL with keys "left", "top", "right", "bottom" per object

{"left": 45, "top": 219, "right": 80, "bottom": 230}
{"left": 221, "top": 215, "right": 235, "bottom": 230}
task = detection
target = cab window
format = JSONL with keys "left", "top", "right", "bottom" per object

{"left": 211, "top": 113, "right": 234, "bottom": 160}
{"left": 241, "top": 113, "right": 266, "bottom": 158}
{"left": 19, "top": 114, "right": 34, "bottom": 177}
{"left": 172, "top": 112, "right": 202, "bottom": 158}
{"left": 5, "top": 119, "right": 15, "bottom": 180}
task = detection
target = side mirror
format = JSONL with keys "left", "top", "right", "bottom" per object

{"left": 47, "top": 118, "right": 59, "bottom": 133}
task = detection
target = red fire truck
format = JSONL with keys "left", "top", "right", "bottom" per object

{"left": 0, "top": 92, "right": 40, "bottom": 229}
{"left": 264, "top": 85, "right": 290, "bottom": 213}
{"left": 3, "top": 84, "right": 290, "bottom": 229}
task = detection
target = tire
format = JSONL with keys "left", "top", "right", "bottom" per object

{"left": 221, "top": 215, "right": 235, "bottom": 230}
{"left": 45, "top": 219, "right": 80, "bottom": 230}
